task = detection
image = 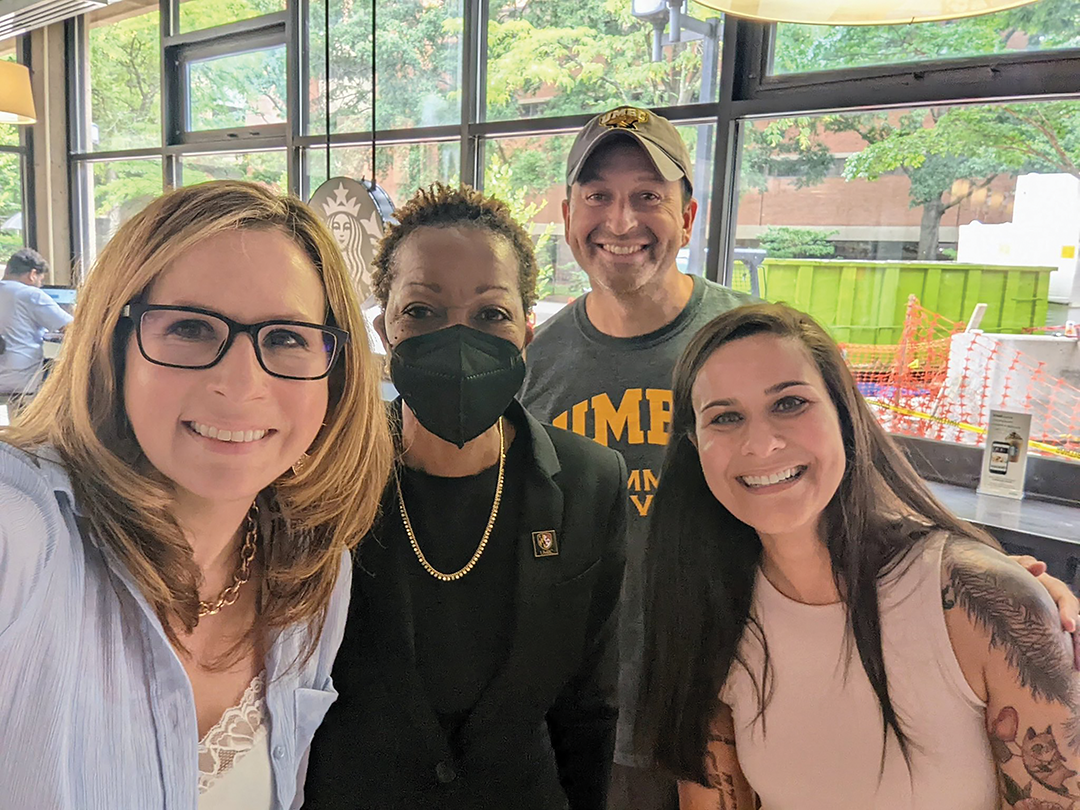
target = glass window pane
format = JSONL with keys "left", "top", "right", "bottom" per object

{"left": 179, "top": 0, "right": 285, "bottom": 33}
{"left": 306, "top": 142, "right": 460, "bottom": 210}
{"left": 732, "top": 101, "right": 1080, "bottom": 455}
{"left": 306, "top": 0, "right": 464, "bottom": 135}
{"left": 186, "top": 45, "right": 286, "bottom": 131}
{"left": 180, "top": 151, "right": 287, "bottom": 191}
{"left": 485, "top": 1, "right": 722, "bottom": 122}
{"left": 84, "top": 0, "right": 161, "bottom": 152}
{"left": 482, "top": 123, "right": 714, "bottom": 325}
{"left": 773, "top": 0, "right": 1080, "bottom": 74}
{"left": 78, "top": 158, "right": 162, "bottom": 268}
{"left": 0, "top": 153, "right": 24, "bottom": 260}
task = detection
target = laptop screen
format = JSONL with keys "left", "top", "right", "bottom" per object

{"left": 42, "top": 287, "right": 77, "bottom": 307}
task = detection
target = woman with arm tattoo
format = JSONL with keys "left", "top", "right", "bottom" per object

{"left": 636, "top": 301, "right": 1080, "bottom": 809}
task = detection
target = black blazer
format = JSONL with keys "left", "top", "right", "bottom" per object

{"left": 303, "top": 401, "right": 628, "bottom": 810}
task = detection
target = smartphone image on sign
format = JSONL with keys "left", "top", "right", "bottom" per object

{"left": 989, "top": 441, "right": 1011, "bottom": 475}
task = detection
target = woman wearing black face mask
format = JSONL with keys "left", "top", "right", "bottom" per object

{"left": 303, "top": 184, "right": 629, "bottom": 810}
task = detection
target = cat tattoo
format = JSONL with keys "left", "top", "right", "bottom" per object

{"left": 1021, "top": 726, "right": 1078, "bottom": 795}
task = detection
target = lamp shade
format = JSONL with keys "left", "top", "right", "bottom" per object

{"left": 0, "top": 62, "right": 36, "bottom": 124}
{"left": 694, "top": 0, "right": 1041, "bottom": 25}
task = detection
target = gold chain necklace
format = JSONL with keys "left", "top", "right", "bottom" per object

{"left": 398, "top": 418, "right": 505, "bottom": 582}
{"left": 198, "top": 503, "right": 260, "bottom": 618}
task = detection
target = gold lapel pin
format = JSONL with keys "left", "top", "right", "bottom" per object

{"left": 531, "top": 530, "right": 559, "bottom": 558}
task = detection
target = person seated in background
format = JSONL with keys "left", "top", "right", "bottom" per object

{"left": 637, "top": 302, "right": 1080, "bottom": 810}
{"left": 304, "top": 183, "right": 628, "bottom": 810}
{"left": 0, "top": 248, "right": 73, "bottom": 396}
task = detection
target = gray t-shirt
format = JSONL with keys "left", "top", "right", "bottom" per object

{"left": 521, "top": 273, "right": 752, "bottom": 767}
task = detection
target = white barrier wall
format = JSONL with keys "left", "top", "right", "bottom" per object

{"left": 958, "top": 174, "right": 1080, "bottom": 306}
{"left": 936, "top": 332, "right": 1080, "bottom": 444}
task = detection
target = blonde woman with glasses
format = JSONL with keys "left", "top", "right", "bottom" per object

{"left": 0, "top": 181, "right": 392, "bottom": 810}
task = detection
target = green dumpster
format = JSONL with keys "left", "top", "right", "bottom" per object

{"left": 731, "top": 259, "right": 1054, "bottom": 344}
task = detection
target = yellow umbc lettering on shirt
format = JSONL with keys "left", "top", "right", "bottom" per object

{"left": 550, "top": 388, "right": 673, "bottom": 447}
{"left": 644, "top": 389, "right": 672, "bottom": 446}
{"left": 592, "top": 390, "right": 644, "bottom": 447}
{"left": 627, "top": 468, "right": 661, "bottom": 516}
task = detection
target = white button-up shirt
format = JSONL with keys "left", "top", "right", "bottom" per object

{"left": 0, "top": 441, "right": 350, "bottom": 809}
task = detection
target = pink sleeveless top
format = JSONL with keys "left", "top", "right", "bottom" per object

{"left": 720, "top": 532, "right": 999, "bottom": 809}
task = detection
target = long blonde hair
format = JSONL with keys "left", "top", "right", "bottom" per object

{"left": 2, "top": 181, "right": 393, "bottom": 659}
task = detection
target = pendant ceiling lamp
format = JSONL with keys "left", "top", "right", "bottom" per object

{"left": 0, "top": 62, "right": 36, "bottom": 124}
{"left": 692, "top": 0, "right": 1042, "bottom": 25}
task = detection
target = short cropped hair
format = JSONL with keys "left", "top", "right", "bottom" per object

{"left": 5, "top": 248, "right": 49, "bottom": 277}
{"left": 372, "top": 183, "right": 539, "bottom": 315}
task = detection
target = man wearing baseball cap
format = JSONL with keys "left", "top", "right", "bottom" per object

{"left": 521, "top": 105, "right": 752, "bottom": 809}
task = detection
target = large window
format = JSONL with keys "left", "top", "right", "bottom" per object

{"left": 65, "top": 0, "right": 1080, "bottom": 460}
{"left": 179, "top": 0, "right": 285, "bottom": 33}
{"left": 0, "top": 152, "right": 22, "bottom": 259}
{"left": 772, "top": 0, "right": 1080, "bottom": 74}
{"left": 733, "top": 99, "right": 1080, "bottom": 460}
{"left": 75, "top": 158, "right": 163, "bottom": 267}
{"left": 306, "top": 143, "right": 460, "bottom": 206}
{"left": 71, "top": 2, "right": 163, "bottom": 267}
{"left": 733, "top": 101, "right": 1080, "bottom": 325}
{"left": 306, "top": 0, "right": 464, "bottom": 134}
{"left": 185, "top": 45, "right": 287, "bottom": 132}
{"left": 80, "top": 1, "right": 160, "bottom": 153}
{"left": 1, "top": 37, "right": 27, "bottom": 260}
{"left": 485, "top": 0, "right": 721, "bottom": 121}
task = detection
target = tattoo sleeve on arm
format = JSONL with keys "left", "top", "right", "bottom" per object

{"left": 944, "top": 539, "right": 1075, "bottom": 711}
{"left": 944, "top": 538, "right": 1080, "bottom": 808}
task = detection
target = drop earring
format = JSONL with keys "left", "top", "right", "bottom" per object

{"left": 292, "top": 453, "right": 310, "bottom": 475}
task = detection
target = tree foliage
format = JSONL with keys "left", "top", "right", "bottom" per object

{"left": 78, "top": 0, "right": 1080, "bottom": 269}
{"left": 757, "top": 226, "right": 838, "bottom": 259}
{"left": 760, "top": 0, "right": 1080, "bottom": 259}
{"left": 0, "top": 51, "right": 26, "bottom": 258}
{"left": 0, "top": 153, "right": 23, "bottom": 259}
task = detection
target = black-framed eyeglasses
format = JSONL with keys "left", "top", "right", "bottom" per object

{"left": 122, "top": 303, "right": 350, "bottom": 381}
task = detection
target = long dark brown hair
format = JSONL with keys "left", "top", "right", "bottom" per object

{"left": 636, "top": 302, "right": 995, "bottom": 784}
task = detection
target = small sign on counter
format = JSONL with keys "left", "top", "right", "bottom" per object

{"left": 977, "top": 409, "right": 1032, "bottom": 500}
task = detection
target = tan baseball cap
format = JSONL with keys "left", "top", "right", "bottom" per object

{"left": 566, "top": 106, "right": 693, "bottom": 191}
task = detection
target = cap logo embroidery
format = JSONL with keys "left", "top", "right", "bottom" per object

{"left": 600, "top": 107, "right": 650, "bottom": 130}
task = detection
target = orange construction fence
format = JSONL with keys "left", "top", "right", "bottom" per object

{"left": 840, "top": 296, "right": 1080, "bottom": 463}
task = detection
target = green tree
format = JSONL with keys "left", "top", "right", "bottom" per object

{"left": 485, "top": 0, "right": 716, "bottom": 121}
{"left": 485, "top": 157, "right": 564, "bottom": 298}
{"left": 84, "top": 0, "right": 289, "bottom": 253}
{"left": 179, "top": 0, "right": 284, "bottom": 31}
{"left": 757, "top": 226, "right": 838, "bottom": 258}
{"left": 0, "top": 152, "right": 23, "bottom": 259}
{"left": 757, "top": 0, "right": 1080, "bottom": 260}
{"left": 84, "top": 7, "right": 162, "bottom": 248}
{"left": 774, "top": 0, "right": 1080, "bottom": 73}
{"left": 836, "top": 109, "right": 1011, "bottom": 259}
